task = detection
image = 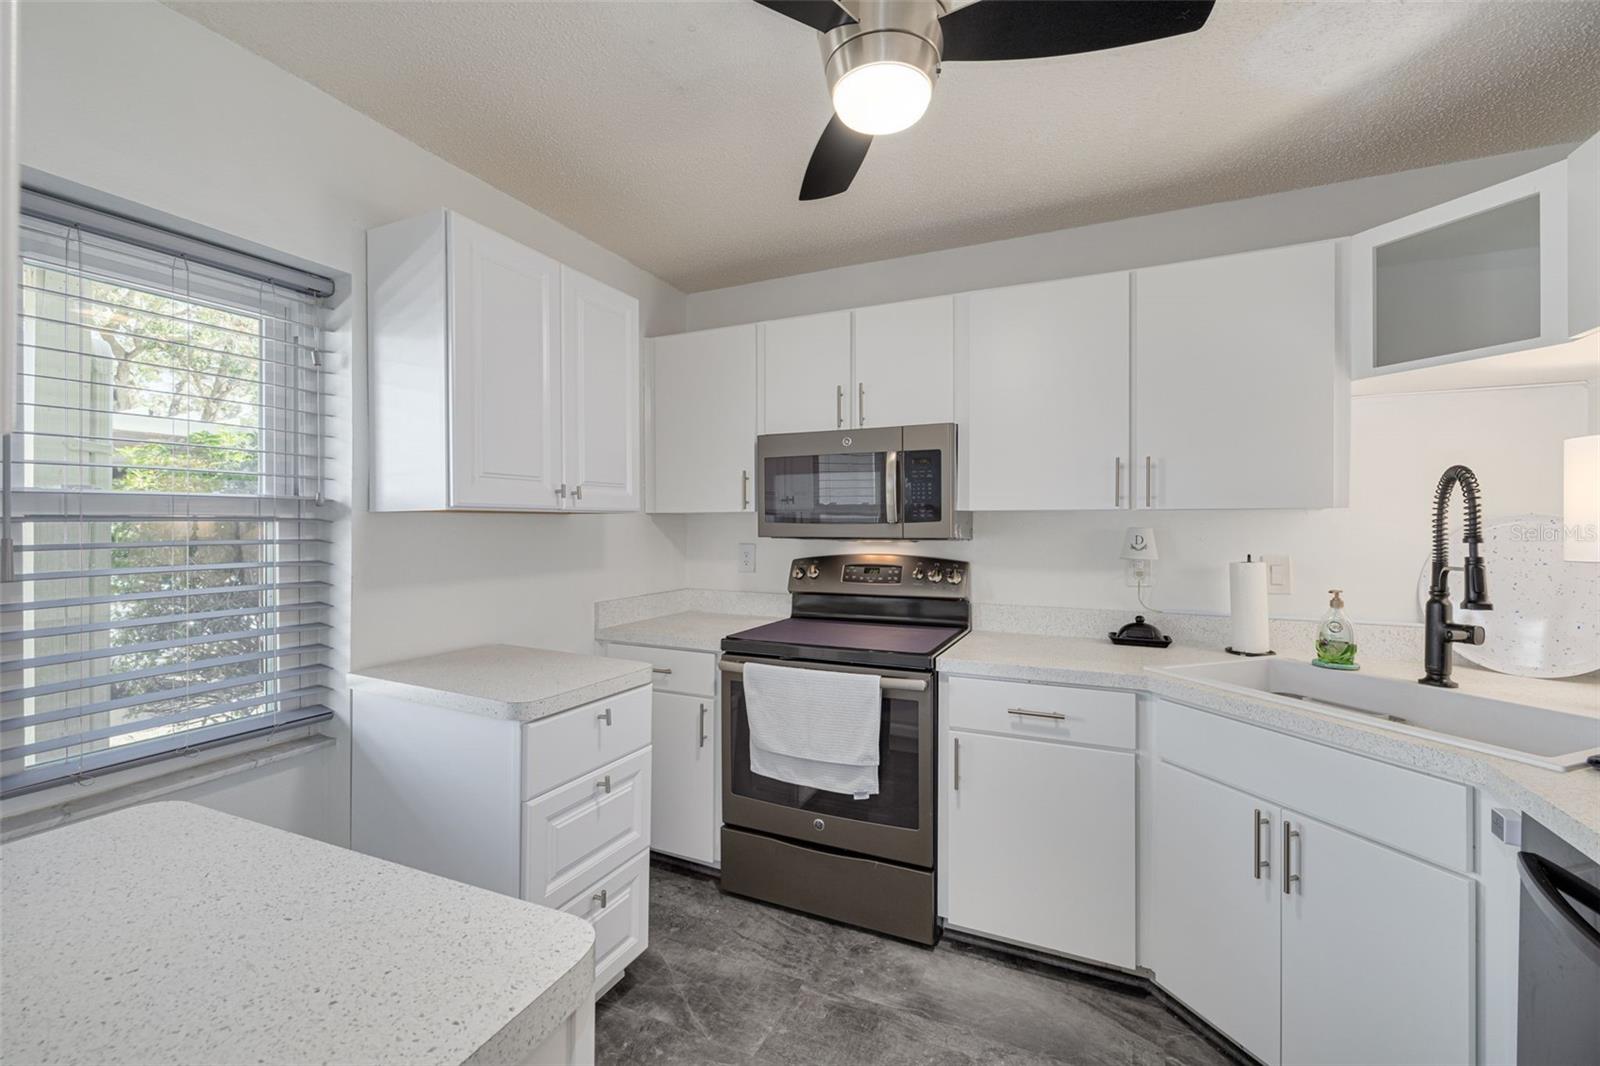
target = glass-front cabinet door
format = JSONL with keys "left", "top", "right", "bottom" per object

{"left": 1348, "top": 160, "right": 1571, "bottom": 378}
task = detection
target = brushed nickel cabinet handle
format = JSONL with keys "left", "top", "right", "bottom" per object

{"left": 652, "top": 666, "right": 672, "bottom": 676}
{"left": 1145, "top": 456, "right": 1153, "bottom": 507}
{"left": 1253, "top": 809, "right": 1270, "bottom": 880}
{"left": 599, "top": 774, "right": 612, "bottom": 794}
{"left": 597, "top": 707, "right": 612, "bottom": 726}
{"left": 699, "top": 703, "right": 708, "bottom": 748}
{"left": 858, "top": 382, "right": 865, "bottom": 426}
{"left": 953, "top": 736, "right": 961, "bottom": 791}
{"left": 836, "top": 384, "right": 844, "bottom": 428}
{"left": 741, "top": 469, "right": 750, "bottom": 510}
{"left": 555, "top": 483, "right": 567, "bottom": 499}
{"left": 592, "top": 888, "right": 608, "bottom": 908}
{"left": 1007, "top": 708, "right": 1066, "bottom": 721}
{"left": 1115, "top": 457, "right": 1123, "bottom": 508}
{"left": 1284, "top": 820, "right": 1301, "bottom": 895}
{"left": 573, "top": 484, "right": 583, "bottom": 501}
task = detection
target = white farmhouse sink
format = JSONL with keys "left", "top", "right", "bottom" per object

{"left": 1155, "top": 658, "right": 1600, "bottom": 771}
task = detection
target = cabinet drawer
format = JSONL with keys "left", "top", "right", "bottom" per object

{"left": 947, "top": 676, "right": 1135, "bottom": 750}
{"left": 523, "top": 746, "right": 652, "bottom": 908}
{"left": 523, "top": 684, "right": 650, "bottom": 800}
{"left": 1158, "top": 699, "right": 1472, "bottom": 871}
{"left": 611, "top": 645, "right": 716, "bottom": 697}
{"left": 559, "top": 849, "right": 650, "bottom": 993}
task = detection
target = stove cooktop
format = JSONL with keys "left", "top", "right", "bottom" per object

{"left": 722, "top": 616, "right": 967, "bottom": 672}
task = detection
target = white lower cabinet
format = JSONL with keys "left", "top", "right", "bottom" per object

{"left": 1148, "top": 698, "right": 1474, "bottom": 1066}
{"left": 1148, "top": 762, "right": 1283, "bottom": 1064}
{"left": 1279, "top": 811, "right": 1473, "bottom": 1066}
{"left": 522, "top": 745, "right": 652, "bottom": 909}
{"left": 649, "top": 691, "right": 717, "bottom": 864}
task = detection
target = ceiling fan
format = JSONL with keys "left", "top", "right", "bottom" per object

{"left": 754, "top": 0, "right": 1216, "bottom": 200}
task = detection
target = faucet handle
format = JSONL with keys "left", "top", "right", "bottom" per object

{"left": 1447, "top": 623, "right": 1486, "bottom": 646}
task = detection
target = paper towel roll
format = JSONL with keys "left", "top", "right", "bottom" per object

{"left": 1229, "top": 560, "right": 1271, "bottom": 654}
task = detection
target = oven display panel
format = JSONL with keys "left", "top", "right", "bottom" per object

{"left": 843, "top": 564, "right": 902, "bottom": 585}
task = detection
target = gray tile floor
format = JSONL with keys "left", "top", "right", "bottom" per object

{"left": 596, "top": 864, "right": 1242, "bottom": 1066}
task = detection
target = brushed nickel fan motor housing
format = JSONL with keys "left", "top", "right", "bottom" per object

{"left": 820, "top": 0, "right": 946, "bottom": 103}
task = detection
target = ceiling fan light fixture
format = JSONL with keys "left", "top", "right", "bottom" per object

{"left": 823, "top": 20, "right": 942, "bottom": 136}
{"left": 831, "top": 60, "right": 933, "bottom": 135}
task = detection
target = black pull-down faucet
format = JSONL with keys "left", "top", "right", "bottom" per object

{"left": 1420, "top": 465, "right": 1493, "bottom": 688}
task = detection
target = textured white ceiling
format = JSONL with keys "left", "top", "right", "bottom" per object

{"left": 168, "top": 0, "right": 1600, "bottom": 292}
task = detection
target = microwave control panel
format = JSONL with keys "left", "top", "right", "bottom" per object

{"left": 902, "top": 450, "right": 944, "bottom": 524}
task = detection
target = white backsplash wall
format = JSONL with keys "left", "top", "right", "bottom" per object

{"left": 684, "top": 383, "right": 1591, "bottom": 626}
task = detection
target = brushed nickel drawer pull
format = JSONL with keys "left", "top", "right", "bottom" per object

{"left": 651, "top": 666, "right": 672, "bottom": 675}
{"left": 592, "top": 888, "right": 608, "bottom": 908}
{"left": 597, "top": 707, "right": 612, "bottom": 726}
{"left": 1253, "top": 809, "right": 1270, "bottom": 880}
{"left": 599, "top": 774, "right": 612, "bottom": 794}
{"left": 1284, "top": 820, "right": 1301, "bottom": 895}
{"left": 1007, "top": 708, "right": 1066, "bottom": 721}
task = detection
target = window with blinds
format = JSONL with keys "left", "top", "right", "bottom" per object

{"left": 2, "top": 208, "right": 333, "bottom": 797}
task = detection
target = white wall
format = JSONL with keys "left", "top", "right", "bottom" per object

{"left": 17, "top": 0, "right": 692, "bottom": 842}
{"left": 678, "top": 146, "right": 1597, "bottom": 626}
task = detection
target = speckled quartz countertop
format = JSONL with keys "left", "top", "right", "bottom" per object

{"left": 595, "top": 611, "right": 782, "bottom": 653}
{"left": 0, "top": 802, "right": 595, "bottom": 1066}
{"left": 941, "top": 631, "right": 1600, "bottom": 863}
{"left": 350, "top": 643, "right": 651, "bottom": 721}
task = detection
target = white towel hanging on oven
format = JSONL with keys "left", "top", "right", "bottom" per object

{"left": 742, "top": 661, "right": 882, "bottom": 799}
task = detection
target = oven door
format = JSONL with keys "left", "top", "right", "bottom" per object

{"left": 755, "top": 426, "right": 904, "bottom": 539}
{"left": 720, "top": 655, "right": 934, "bottom": 869}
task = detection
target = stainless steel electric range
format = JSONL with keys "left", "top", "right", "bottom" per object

{"left": 718, "top": 553, "right": 970, "bottom": 945}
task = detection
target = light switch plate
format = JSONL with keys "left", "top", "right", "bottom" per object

{"left": 738, "top": 542, "right": 757, "bottom": 573}
{"left": 1263, "top": 554, "right": 1291, "bottom": 595}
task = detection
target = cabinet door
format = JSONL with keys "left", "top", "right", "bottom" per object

{"left": 649, "top": 691, "right": 717, "bottom": 865}
{"left": 852, "top": 296, "right": 953, "bottom": 427}
{"left": 522, "top": 746, "right": 651, "bottom": 908}
{"left": 1280, "top": 810, "right": 1473, "bottom": 1066}
{"left": 1569, "top": 132, "right": 1599, "bottom": 338}
{"left": 650, "top": 325, "right": 758, "bottom": 513}
{"left": 1134, "top": 242, "right": 1342, "bottom": 510}
{"left": 447, "top": 212, "right": 563, "bottom": 509}
{"left": 560, "top": 849, "right": 650, "bottom": 992}
{"left": 958, "top": 274, "right": 1129, "bottom": 511}
{"left": 762, "top": 311, "right": 852, "bottom": 434}
{"left": 1148, "top": 761, "right": 1281, "bottom": 1066}
{"left": 561, "top": 266, "right": 640, "bottom": 511}
{"left": 944, "top": 731, "right": 1134, "bottom": 968}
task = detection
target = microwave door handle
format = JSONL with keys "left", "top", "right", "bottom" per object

{"left": 886, "top": 450, "right": 901, "bottom": 524}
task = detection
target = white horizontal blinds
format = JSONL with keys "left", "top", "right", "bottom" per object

{"left": 2, "top": 214, "right": 332, "bottom": 796}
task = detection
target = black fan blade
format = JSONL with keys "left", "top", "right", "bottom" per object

{"left": 939, "top": 0, "right": 1216, "bottom": 62}
{"left": 753, "top": 0, "right": 857, "bottom": 34}
{"left": 799, "top": 115, "right": 872, "bottom": 201}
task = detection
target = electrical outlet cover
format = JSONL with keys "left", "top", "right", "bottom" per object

{"left": 1125, "top": 559, "right": 1153, "bottom": 588}
{"left": 738, "top": 542, "right": 757, "bottom": 573}
{"left": 1263, "top": 554, "right": 1291, "bottom": 595}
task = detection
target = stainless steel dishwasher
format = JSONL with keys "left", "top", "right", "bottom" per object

{"left": 1516, "top": 815, "right": 1600, "bottom": 1065}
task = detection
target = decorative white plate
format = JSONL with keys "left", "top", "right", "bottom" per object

{"left": 1415, "top": 514, "right": 1600, "bottom": 679}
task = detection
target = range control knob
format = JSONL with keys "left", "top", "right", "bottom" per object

{"left": 911, "top": 566, "right": 925, "bottom": 580}
{"left": 792, "top": 565, "right": 805, "bottom": 580}
{"left": 806, "top": 563, "right": 821, "bottom": 580}
{"left": 927, "top": 566, "right": 944, "bottom": 583}
{"left": 948, "top": 569, "right": 965, "bottom": 586}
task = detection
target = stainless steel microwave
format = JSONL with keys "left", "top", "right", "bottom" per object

{"left": 754, "top": 423, "right": 970, "bottom": 540}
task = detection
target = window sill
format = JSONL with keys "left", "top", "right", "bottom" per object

{"left": 0, "top": 731, "right": 336, "bottom": 843}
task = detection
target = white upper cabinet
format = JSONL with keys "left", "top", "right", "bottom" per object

{"left": 1349, "top": 155, "right": 1580, "bottom": 378}
{"left": 1568, "top": 132, "right": 1599, "bottom": 338}
{"left": 852, "top": 295, "right": 954, "bottom": 427}
{"left": 562, "top": 265, "right": 640, "bottom": 512}
{"left": 956, "top": 273, "right": 1130, "bottom": 511}
{"left": 760, "top": 310, "right": 852, "bottom": 434}
{"left": 1134, "top": 241, "right": 1345, "bottom": 510}
{"left": 367, "top": 209, "right": 640, "bottom": 513}
{"left": 650, "top": 325, "right": 758, "bottom": 514}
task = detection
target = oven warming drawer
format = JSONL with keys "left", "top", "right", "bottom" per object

{"left": 721, "top": 826, "right": 937, "bottom": 945}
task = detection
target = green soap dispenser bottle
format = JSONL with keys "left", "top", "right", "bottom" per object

{"left": 1313, "top": 589, "right": 1359, "bottom": 669}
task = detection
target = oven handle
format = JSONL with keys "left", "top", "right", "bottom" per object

{"left": 719, "top": 659, "right": 927, "bottom": 693}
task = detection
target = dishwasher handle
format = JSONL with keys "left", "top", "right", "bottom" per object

{"left": 1520, "top": 852, "right": 1600, "bottom": 968}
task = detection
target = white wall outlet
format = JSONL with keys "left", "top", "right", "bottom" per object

{"left": 1125, "top": 559, "right": 1153, "bottom": 588}
{"left": 737, "top": 542, "right": 757, "bottom": 573}
{"left": 1263, "top": 554, "right": 1292, "bottom": 595}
